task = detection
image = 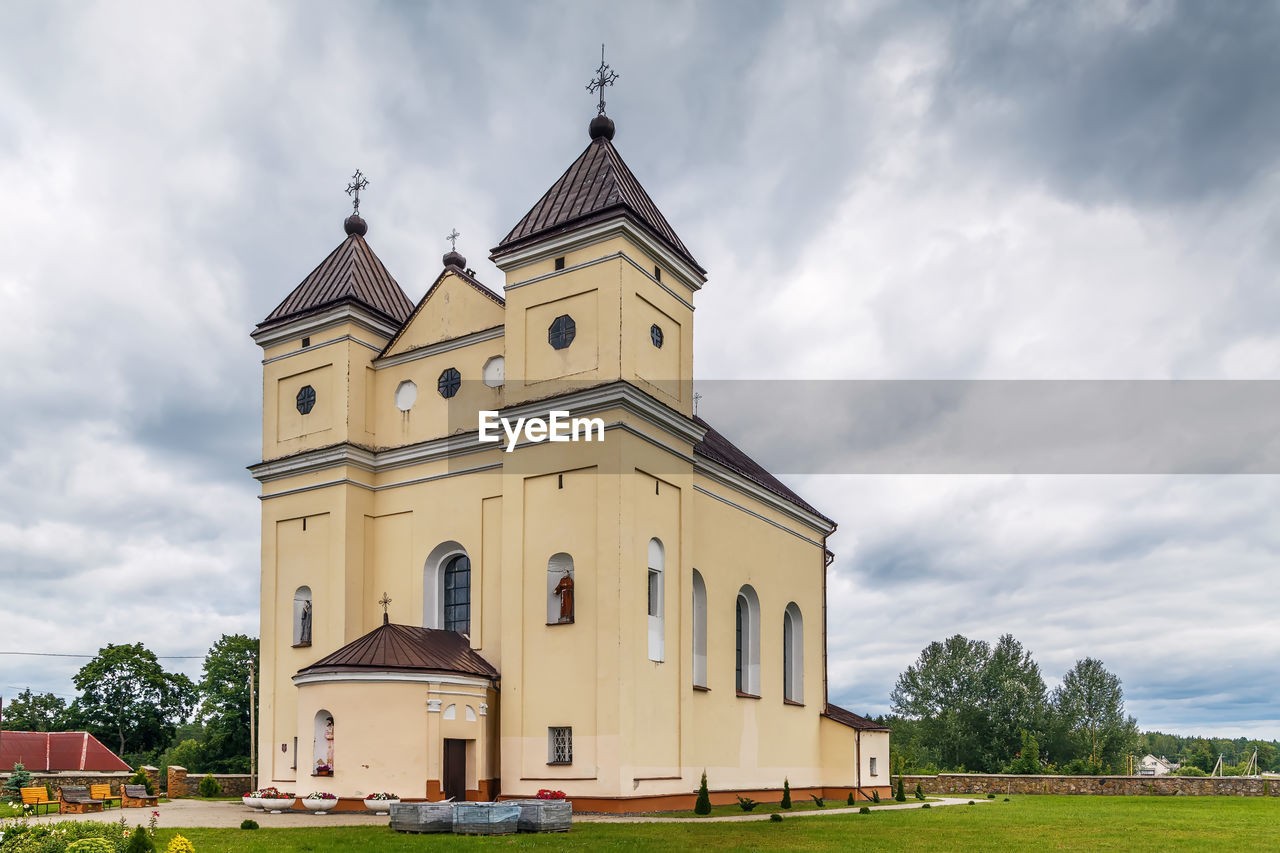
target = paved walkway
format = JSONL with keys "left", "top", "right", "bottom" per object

{"left": 18, "top": 796, "right": 986, "bottom": 829}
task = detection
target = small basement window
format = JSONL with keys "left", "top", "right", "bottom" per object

{"left": 548, "top": 726, "right": 573, "bottom": 765}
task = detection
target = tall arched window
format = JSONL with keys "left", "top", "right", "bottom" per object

{"left": 735, "top": 585, "right": 761, "bottom": 696}
{"left": 443, "top": 554, "right": 471, "bottom": 634}
{"left": 293, "top": 587, "right": 312, "bottom": 646}
{"left": 313, "top": 710, "right": 334, "bottom": 776}
{"left": 783, "top": 602, "right": 804, "bottom": 703}
{"left": 647, "top": 538, "right": 665, "bottom": 662}
{"left": 547, "top": 552, "right": 575, "bottom": 624}
{"left": 692, "top": 570, "right": 707, "bottom": 688}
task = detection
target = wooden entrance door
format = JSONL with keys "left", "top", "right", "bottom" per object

{"left": 443, "top": 739, "right": 467, "bottom": 801}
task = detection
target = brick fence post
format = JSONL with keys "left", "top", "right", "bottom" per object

{"left": 167, "top": 766, "right": 188, "bottom": 798}
{"left": 141, "top": 766, "right": 160, "bottom": 795}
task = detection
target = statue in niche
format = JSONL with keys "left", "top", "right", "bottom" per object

{"left": 299, "top": 600, "right": 312, "bottom": 645}
{"left": 554, "top": 571, "right": 574, "bottom": 623}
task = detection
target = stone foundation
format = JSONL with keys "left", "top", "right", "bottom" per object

{"left": 900, "top": 773, "right": 1279, "bottom": 797}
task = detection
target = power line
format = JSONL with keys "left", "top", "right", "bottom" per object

{"left": 0, "top": 651, "right": 207, "bottom": 659}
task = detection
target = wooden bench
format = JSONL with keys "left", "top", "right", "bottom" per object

{"left": 20, "top": 787, "right": 59, "bottom": 816}
{"left": 121, "top": 784, "right": 159, "bottom": 808}
{"left": 59, "top": 786, "right": 104, "bottom": 814}
{"left": 90, "top": 784, "right": 121, "bottom": 809}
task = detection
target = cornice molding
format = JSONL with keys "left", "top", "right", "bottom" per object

{"left": 261, "top": 334, "right": 383, "bottom": 365}
{"left": 292, "top": 671, "right": 494, "bottom": 688}
{"left": 693, "top": 458, "right": 836, "bottom": 538}
{"left": 374, "top": 325, "right": 505, "bottom": 370}
{"left": 252, "top": 302, "right": 401, "bottom": 350}
{"left": 504, "top": 251, "right": 695, "bottom": 312}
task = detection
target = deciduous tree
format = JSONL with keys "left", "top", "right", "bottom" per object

{"left": 70, "top": 643, "right": 196, "bottom": 757}
{"left": 1051, "top": 657, "right": 1137, "bottom": 768}
{"left": 1, "top": 688, "right": 69, "bottom": 732}
{"left": 197, "top": 634, "right": 259, "bottom": 772}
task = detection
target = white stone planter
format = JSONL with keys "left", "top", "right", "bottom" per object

{"left": 301, "top": 797, "right": 338, "bottom": 814}
{"left": 260, "top": 797, "right": 297, "bottom": 813}
{"left": 364, "top": 797, "right": 400, "bottom": 815}
{"left": 242, "top": 795, "right": 262, "bottom": 810}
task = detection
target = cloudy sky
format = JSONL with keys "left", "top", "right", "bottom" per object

{"left": 1, "top": 0, "right": 1277, "bottom": 738}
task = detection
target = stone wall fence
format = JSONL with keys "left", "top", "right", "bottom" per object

{"left": 0, "top": 771, "right": 134, "bottom": 796}
{"left": 900, "top": 773, "right": 1280, "bottom": 797}
{"left": 165, "top": 766, "right": 254, "bottom": 798}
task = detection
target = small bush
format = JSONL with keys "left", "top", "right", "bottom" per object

{"left": 914, "top": 782, "right": 925, "bottom": 800}
{"left": 809, "top": 793, "right": 824, "bottom": 808}
{"left": 694, "top": 771, "right": 711, "bottom": 815}
{"left": 769, "top": 813, "right": 783, "bottom": 822}
{"left": 921, "top": 803, "right": 932, "bottom": 809}
{"left": 781, "top": 777, "right": 791, "bottom": 809}
{"left": 987, "top": 793, "right": 996, "bottom": 799}
{"left": 129, "top": 768, "right": 155, "bottom": 796}
{"left": 1003, "top": 797, "right": 1010, "bottom": 802}
{"left": 125, "top": 825, "right": 157, "bottom": 853}
{"left": 872, "top": 789, "right": 880, "bottom": 803}
{"left": 736, "top": 795, "right": 758, "bottom": 811}
{"left": 859, "top": 806, "right": 871, "bottom": 814}
{"left": 1174, "top": 766, "right": 1208, "bottom": 777}
{"left": 895, "top": 777, "right": 906, "bottom": 802}
{"left": 67, "top": 840, "right": 116, "bottom": 853}
{"left": 241, "top": 818, "right": 260, "bottom": 830}
{"left": 968, "top": 800, "right": 976, "bottom": 805}
{"left": 166, "top": 835, "right": 196, "bottom": 853}
{"left": 3, "top": 761, "right": 34, "bottom": 794}
{"left": 198, "top": 773, "right": 221, "bottom": 798}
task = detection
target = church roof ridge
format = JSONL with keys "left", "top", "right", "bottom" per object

{"left": 376, "top": 263, "right": 505, "bottom": 359}
{"left": 492, "top": 136, "right": 705, "bottom": 274}
{"left": 297, "top": 620, "right": 499, "bottom": 680}
{"left": 257, "top": 231, "right": 415, "bottom": 331}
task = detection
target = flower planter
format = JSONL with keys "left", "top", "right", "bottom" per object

{"left": 511, "top": 799, "right": 573, "bottom": 833}
{"left": 301, "top": 797, "right": 338, "bottom": 814}
{"left": 363, "top": 797, "right": 400, "bottom": 815}
{"left": 454, "top": 802, "right": 520, "bottom": 836}
{"left": 242, "top": 795, "right": 263, "bottom": 810}
{"left": 390, "top": 801, "right": 454, "bottom": 834}
{"left": 260, "top": 797, "right": 298, "bottom": 813}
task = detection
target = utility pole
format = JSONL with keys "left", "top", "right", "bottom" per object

{"left": 249, "top": 654, "right": 257, "bottom": 792}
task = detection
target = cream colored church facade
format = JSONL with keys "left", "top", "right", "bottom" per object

{"left": 250, "top": 112, "right": 889, "bottom": 811}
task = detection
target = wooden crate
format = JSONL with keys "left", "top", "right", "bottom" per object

{"left": 453, "top": 802, "right": 519, "bottom": 835}
{"left": 389, "top": 801, "right": 454, "bottom": 834}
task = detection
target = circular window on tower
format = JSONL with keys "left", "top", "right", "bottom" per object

{"left": 296, "top": 385, "right": 316, "bottom": 415}
{"left": 650, "top": 324, "right": 664, "bottom": 348}
{"left": 483, "top": 356, "right": 505, "bottom": 388}
{"left": 548, "top": 314, "right": 576, "bottom": 350}
{"left": 395, "top": 380, "right": 418, "bottom": 412}
{"left": 438, "top": 367, "right": 461, "bottom": 398}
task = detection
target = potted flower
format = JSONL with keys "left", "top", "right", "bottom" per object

{"left": 362, "top": 791, "right": 400, "bottom": 814}
{"left": 313, "top": 761, "right": 333, "bottom": 777}
{"left": 301, "top": 791, "right": 339, "bottom": 813}
{"left": 258, "top": 787, "right": 297, "bottom": 813}
{"left": 242, "top": 790, "right": 263, "bottom": 810}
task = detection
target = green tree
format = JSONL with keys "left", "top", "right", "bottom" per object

{"left": 1051, "top": 657, "right": 1137, "bottom": 768}
{"left": 694, "top": 771, "right": 711, "bottom": 815}
{"left": 2, "top": 762, "right": 34, "bottom": 795}
{"left": 197, "top": 634, "right": 259, "bottom": 772}
{"left": 978, "top": 635, "right": 1048, "bottom": 770}
{"left": 781, "top": 778, "right": 791, "bottom": 809}
{"left": 70, "top": 643, "right": 197, "bottom": 756}
{"left": 891, "top": 635, "right": 991, "bottom": 770}
{"left": 1, "top": 689, "right": 69, "bottom": 731}
{"left": 1008, "top": 730, "right": 1041, "bottom": 774}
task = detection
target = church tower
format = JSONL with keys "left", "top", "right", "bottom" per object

{"left": 251, "top": 56, "right": 888, "bottom": 810}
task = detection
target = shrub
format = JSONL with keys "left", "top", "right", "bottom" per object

{"left": 1174, "top": 766, "right": 1208, "bottom": 777}
{"left": 872, "top": 789, "right": 880, "bottom": 803}
{"left": 125, "top": 825, "right": 156, "bottom": 853}
{"left": 1007, "top": 731, "right": 1041, "bottom": 774}
{"left": 780, "top": 778, "right": 791, "bottom": 809}
{"left": 895, "top": 777, "right": 906, "bottom": 802}
{"left": 809, "top": 794, "right": 824, "bottom": 808}
{"left": 67, "top": 840, "right": 116, "bottom": 853}
{"left": 846, "top": 791, "right": 854, "bottom": 805}
{"left": 921, "top": 803, "right": 932, "bottom": 809}
{"left": 241, "top": 819, "right": 260, "bottom": 830}
{"left": 1003, "top": 797, "right": 1010, "bottom": 802}
{"left": 736, "top": 795, "right": 758, "bottom": 812}
{"left": 968, "top": 800, "right": 976, "bottom": 805}
{"left": 198, "top": 774, "right": 221, "bottom": 798}
{"left": 694, "top": 771, "right": 711, "bottom": 815}
{"left": 987, "top": 793, "right": 996, "bottom": 799}
{"left": 914, "top": 782, "right": 925, "bottom": 800}
{"left": 769, "top": 813, "right": 783, "bottom": 822}
{"left": 859, "top": 806, "right": 871, "bottom": 814}
{"left": 3, "top": 762, "right": 34, "bottom": 795}
{"left": 129, "top": 769, "right": 155, "bottom": 796}
{"left": 165, "top": 836, "right": 195, "bottom": 853}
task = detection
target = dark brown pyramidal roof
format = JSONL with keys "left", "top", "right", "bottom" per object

{"left": 296, "top": 619, "right": 499, "bottom": 680}
{"left": 258, "top": 224, "right": 415, "bottom": 330}
{"left": 493, "top": 136, "right": 705, "bottom": 274}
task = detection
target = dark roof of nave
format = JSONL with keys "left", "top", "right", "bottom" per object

{"left": 823, "top": 705, "right": 892, "bottom": 732}
{"left": 297, "top": 620, "right": 499, "bottom": 680}
{"left": 693, "top": 416, "right": 834, "bottom": 526}
{"left": 493, "top": 136, "right": 705, "bottom": 275}
{"left": 257, "top": 232, "right": 415, "bottom": 330}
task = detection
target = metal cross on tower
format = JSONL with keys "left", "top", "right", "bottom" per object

{"left": 586, "top": 43, "right": 619, "bottom": 116}
{"left": 447, "top": 228, "right": 460, "bottom": 251}
{"left": 378, "top": 591, "right": 392, "bottom": 623}
{"left": 345, "top": 169, "right": 369, "bottom": 215}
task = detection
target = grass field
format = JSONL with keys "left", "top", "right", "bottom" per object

{"left": 661, "top": 795, "right": 943, "bottom": 818}
{"left": 139, "top": 795, "right": 1280, "bottom": 852}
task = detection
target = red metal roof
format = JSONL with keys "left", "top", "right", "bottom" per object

{"left": 257, "top": 232, "right": 415, "bottom": 331}
{"left": 0, "top": 731, "right": 131, "bottom": 772}
{"left": 297, "top": 620, "right": 499, "bottom": 680}
{"left": 493, "top": 136, "right": 704, "bottom": 274}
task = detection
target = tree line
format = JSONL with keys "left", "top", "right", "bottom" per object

{"left": 1, "top": 634, "right": 258, "bottom": 773}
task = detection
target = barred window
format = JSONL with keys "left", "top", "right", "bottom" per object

{"left": 548, "top": 726, "right": 573, "bottom": 765}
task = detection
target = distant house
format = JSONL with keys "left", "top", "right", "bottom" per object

{"left": 0, "top": 731, "right": 131, "bottom": 772}
{"left": 1138, "top": 754, "right": 1178, "bottom": 776}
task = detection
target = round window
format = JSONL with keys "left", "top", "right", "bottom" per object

{"left": 395, "top": 380, "right": 418, "bottom": 411}
{"left": 650, "top": 324, "right": 664, "bottom": 348}
{"left": 483, "top": 356, "right": 505, "bottom": 388}
{"left": 296, "top": 385, "right": 316, "bottom": 415}
{"left": 548, "top": 315, "right": 576, "bottom": 350}
{"left": 438, "top": 367, "right": 461, "bottom": 398}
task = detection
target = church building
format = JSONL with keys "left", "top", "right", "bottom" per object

{"left": 250, "top": 78, "right": 889, "bottom": 811}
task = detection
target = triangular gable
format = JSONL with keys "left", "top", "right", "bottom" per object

{"left": 380, "top": 266, "right": 505, "bottom": 359}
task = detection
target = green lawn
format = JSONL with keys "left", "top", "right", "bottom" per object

{"left": 661, "top": 796, "right": 943, "bottom": 818}
{"left": 144, "top": 796, "right": 1280, "bottom": 852}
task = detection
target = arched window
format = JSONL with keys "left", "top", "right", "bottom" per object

{"left": 735, "top": 585, "right": 761, "bottom": 696}
{"left": 443, "top": 555, "right": 471, "bottom": 634}
{"left": 313, "top": 710, "right": 334, "bottom": 776}
{"left": 692, "top": 570, "right": 707, "bottom": 688}
{"left": 423, "top": 542, "right": 469, "bottom": 631}
{"left": 647, "top": 538, "right": 664, "bottom": 662}
{"left": 293, "top": 587, "right": 312, "bottom": 646}
{"left": 783, "top": 602, "right": 804, "bottom": 703}
{"left": 547, "top": 553, "right": 575, "bottom": 624}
